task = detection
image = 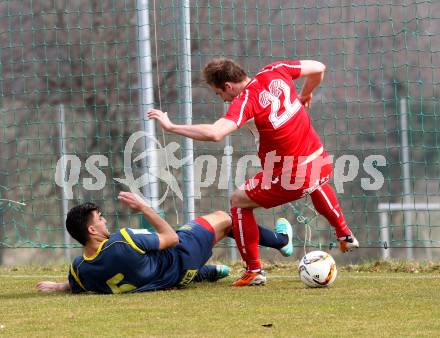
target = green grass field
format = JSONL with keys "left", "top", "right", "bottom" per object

{"left": 0, "top": 262, "right": 439, "bottom": 337}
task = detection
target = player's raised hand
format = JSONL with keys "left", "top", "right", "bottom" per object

{"left": 147, "top": 108, "right": 174, "bottom": 131}
{"left": 118, "top": 191, "right": 150, "bottom": 212}
{"left": 299, "top": 92, "right": 312, "bottom": 109}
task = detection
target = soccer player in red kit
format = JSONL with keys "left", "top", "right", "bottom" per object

{"left": 148, "top": 58, "right": 359, "bottom": 286}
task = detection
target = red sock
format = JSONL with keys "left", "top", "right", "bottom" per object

{"left": 310, "top": 183, "right": 351, "bottom": 238}
{"left": 230, "top": 207, "right": 261, "bottom": 271}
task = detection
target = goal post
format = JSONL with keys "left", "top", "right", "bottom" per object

{"left": 378, "top": 203, "right": 440, "bottom": 260}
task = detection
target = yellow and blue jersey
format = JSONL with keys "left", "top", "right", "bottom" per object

{"left": 68, "top": 220, "right": 215, "bottom": 294}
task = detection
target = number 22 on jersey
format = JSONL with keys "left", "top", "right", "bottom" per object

{"left": 259, "top": 79, "right": 302, "bottom": 129}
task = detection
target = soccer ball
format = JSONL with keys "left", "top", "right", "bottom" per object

{"left": 298, "top": 250, "right": 337, "bottom": 288}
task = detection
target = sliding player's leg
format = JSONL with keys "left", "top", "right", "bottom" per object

{"left": 201, "top": 209, "right": 292, "bottom": 254}
{"left": 194, "top": 264, "right": 230, "bottom": 282}
{"left": 226, "top": 221, "right": 292, "bottom": 256}
{"left": 198, "top": 210, "right": 232, "bottom": 243}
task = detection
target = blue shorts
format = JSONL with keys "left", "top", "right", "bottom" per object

{"left": 175, "top": 218, "right": 216, "bottom": 287}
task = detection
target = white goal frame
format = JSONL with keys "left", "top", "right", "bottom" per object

{"left": 378, "top": 202, "right": 440, "bottom": 260}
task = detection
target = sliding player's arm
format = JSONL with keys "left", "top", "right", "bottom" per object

{"left": 118, "top": 191, "right": 178, "bottom": 250}
{"left": 37, "top": 264, "right": 87, "bottom": 293}
{"left": 148, "top": 109, "right": 237, "bottom": 141}
{"left": 36, "top": 281, "right": 70, "bottom": 293}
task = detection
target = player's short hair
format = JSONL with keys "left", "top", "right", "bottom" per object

{"left": 203, "top": 58, "right": 248, "bottom": 90}
{"left": 66, "top": 202, "right": 100, "bottom": 246}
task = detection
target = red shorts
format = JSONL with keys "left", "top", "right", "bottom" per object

{"left": 244, "top": 160, "right": 333, "bottom": 209}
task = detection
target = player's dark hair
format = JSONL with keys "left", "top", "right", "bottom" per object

{"left": 66, "top": 202, "right": 100, "bottom": 246}
{"left": 203, "top": 58, "right": 248, "bottom": 90}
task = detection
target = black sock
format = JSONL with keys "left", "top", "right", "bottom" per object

{"left": 194, "top": 265, "right": 218, "bottom": 282}
{"left": 227, "top": 224, "right": 288, "bottom": 249}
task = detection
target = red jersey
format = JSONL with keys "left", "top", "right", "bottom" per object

{"left": 224, "top": 60, "right": 324, "bottom": 172}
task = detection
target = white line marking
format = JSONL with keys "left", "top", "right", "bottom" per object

{"left": 1, "top": 274, "right": 437, "bottom": 280}
{"left": 0, "top": 275, "right": 65, "bottom": 278}
{"left": 270, "top": 274, "right": 439, "bottom": 280}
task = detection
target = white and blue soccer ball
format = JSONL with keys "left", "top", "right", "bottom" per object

{"left": 298, "top": 250, "right": 337, "bottom": 288}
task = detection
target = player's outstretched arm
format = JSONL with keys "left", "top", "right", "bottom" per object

{"left": 148, "top": 109, "right": 237, "bottom": 141}
{"left": 298, "top": 60, "right": 326, "bottom": 109}
{"left": 36, "top": 281, "right": 70, "bottom": 293}
{"left": 118, "top": 191, "right": 179, "bottom": 250}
